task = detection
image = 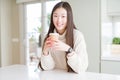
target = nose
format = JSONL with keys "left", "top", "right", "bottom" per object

{"left": 57, "top": 16, "right": 62, "bottom": 22}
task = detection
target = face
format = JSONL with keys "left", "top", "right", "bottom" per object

{"left": 53, "top": 8, "right": 67, "bottom": 34}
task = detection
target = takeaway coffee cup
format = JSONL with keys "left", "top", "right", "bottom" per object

{"left": 49, "top": 33, "right": 59, "bottom": 40}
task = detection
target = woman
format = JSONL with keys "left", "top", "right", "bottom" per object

{"left": 39, "top": 1, "right": 88, "bottom": 74}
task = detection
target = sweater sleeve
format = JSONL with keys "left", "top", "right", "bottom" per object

{"left": 41, "top": 52, "right": 55, "bottom": 70}
{"left": 67, "top": 30, "right": 88, "bottom": 73}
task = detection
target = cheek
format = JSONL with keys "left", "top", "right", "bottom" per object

{"left": 63, "top": 19, "right": 67, "bottom": 25}
{"left": 65, "top": 20, "right": 67, "bottom": 24}
{"left": 63, "top": 17, "right": 67, "bottom": 22}
{"left": 53, "top": 18, "right": 57, "bottom": 24}
{"left": 53, "top": 21, "right": 57, "bottom": 28}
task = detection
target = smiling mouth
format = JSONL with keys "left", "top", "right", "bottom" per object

{"left": 57, "top": 24, "right": 63, "bottom": 26}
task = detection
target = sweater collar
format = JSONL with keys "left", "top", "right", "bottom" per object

{"left": 54, "top": 29, "right": 66, "bottom": 40}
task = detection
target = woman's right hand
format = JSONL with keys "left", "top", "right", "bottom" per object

{"left": 43, "top": 37, "right": 52, "bottom": 56}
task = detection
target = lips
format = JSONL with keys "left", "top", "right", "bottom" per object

{"left": 57, "top": 23, "right": 63, "bottom": 26}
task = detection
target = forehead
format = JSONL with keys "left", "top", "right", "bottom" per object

{"left": 53, "top": 8, "right": 67, "bottom": 15}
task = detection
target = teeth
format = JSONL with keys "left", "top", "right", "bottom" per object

{"left": 58, "top": 24, "right": 62, "bottom": 26}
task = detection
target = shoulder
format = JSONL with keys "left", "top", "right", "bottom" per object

{"left": 73, "top": 29, "right": 86, "bottom": 47}
{"left": 73, "top": 29, "right": 84, "bottom": 38}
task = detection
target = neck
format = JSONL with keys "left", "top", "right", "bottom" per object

{"left": 56, "top": 29, "right": 66, "bottom": 35}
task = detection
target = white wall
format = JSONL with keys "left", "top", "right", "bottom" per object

{"left": 0, "top": 0, "right": 12, "bottom": 67}
{"left": 0, "top": 0, "right": 21, "bottom": 67}
{"left": 64, "top": 0, "right": 101, "bottom": 72}
{"left": 11, "top": 0, "right": 20, "bottom": 65}
{"left": 0, "top": 0, "right": 1, "bottom": 67}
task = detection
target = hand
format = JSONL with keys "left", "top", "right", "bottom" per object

{"left": 43, "top": 36, "right": 70, "bottom": 55}
{"left": 43, "top": 37, "right": 53, "bottom": 55}
{"left": 50, "top": 39, "right": 70, "bottom": 52}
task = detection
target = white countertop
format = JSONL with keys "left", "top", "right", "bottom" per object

{"left": 0, "top": 65, "right": 120, "bottom": 80}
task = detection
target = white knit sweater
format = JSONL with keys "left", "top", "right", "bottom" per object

{"left": 40, "top": 29, "right": 88, "bottom": 73}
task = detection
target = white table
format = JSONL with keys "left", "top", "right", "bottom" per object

{"left": 0, "top": 65, "right": 120, "bottom": 80}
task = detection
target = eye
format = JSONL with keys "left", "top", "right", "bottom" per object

{"left": 53, "top": 15, "right": 57, "bottom": 17}
{"left": 62, "top": 15, "right": 66, "bottom": 18}
{"left": 62, "top": 16, "right": 65, "bottom": 18}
